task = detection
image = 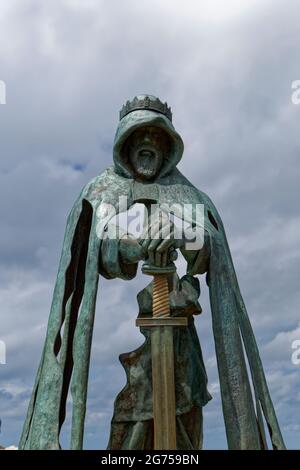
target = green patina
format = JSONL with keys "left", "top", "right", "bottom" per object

{"left": 19, "top": 95, "right": 285, "bottom": 450}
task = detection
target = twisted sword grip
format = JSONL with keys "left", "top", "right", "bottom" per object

{"left": 152, "top": 274, "right": 170, "bottom": 318}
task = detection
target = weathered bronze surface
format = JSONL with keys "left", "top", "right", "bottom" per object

{"left": 19, "top": 95, "right": 286, "bottom": 450}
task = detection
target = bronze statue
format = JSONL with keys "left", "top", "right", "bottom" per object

{"left": 20, "top": 95, "right": 285, "bottom": 450}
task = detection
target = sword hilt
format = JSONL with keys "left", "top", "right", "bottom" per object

{"left": 152, "top": 275, "right": 170, "bottom": 318}
{"left": 141, "top": 261, "right": 176, "bottom": 318}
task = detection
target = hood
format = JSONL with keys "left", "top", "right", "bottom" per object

{"left": 113, "top": 109, "right": 184, "bottom": 179}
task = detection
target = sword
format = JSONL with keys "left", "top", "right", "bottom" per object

{"left": 135, "top": 196, "right": 188, "bottom": 450}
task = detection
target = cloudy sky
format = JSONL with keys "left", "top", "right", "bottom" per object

{"left": 0, "top": 0, "right": 300, "bottom": 449}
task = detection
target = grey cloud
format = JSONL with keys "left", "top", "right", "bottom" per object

{"left": 0, "top": 0, "right": 299, "bottom": 449}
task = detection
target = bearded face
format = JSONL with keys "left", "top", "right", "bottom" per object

{"left": 124, "top": 126, "right": 170, "bottom": 181}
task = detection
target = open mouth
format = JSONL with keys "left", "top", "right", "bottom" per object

{"left": 135, "top": 148, "right": 158, "bottom": 177}
{"left": 138, "top": 149, "right": 155, "bottom": 159}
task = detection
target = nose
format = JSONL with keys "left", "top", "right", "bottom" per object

{"left": 143, "top": 134, "right": 151, "bottom": 144}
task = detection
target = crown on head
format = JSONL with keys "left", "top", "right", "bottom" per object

{"left": 119, "top": 95, "right": 172, "bottom": 122}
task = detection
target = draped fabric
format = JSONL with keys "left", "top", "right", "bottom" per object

{"left": 20, "top": 107, "right": 285, "bottom": 450}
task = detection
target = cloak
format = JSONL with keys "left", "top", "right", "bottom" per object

{"left": 19, "top": 108, "right": 285, "bottom": 450}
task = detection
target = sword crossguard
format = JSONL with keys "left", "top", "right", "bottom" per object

{"left": 136, "top": 317, "right": 188, "bottom": 327}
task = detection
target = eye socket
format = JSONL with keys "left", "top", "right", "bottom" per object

{"left": 138, "top": 127, "right": 161, "bottom": 138}
{"left": 151, "top": 132, "right": 161, "bottom": 140}
{"left": 127, "top": 127, "right": 170, "bottom": 153}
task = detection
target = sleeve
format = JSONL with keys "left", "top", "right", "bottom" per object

{"left": 180, "top": 229, "right": 211, "bottom": 275}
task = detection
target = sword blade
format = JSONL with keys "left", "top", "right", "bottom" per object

{"left": 151, "top": 325, "right": 177, "bottom": 450}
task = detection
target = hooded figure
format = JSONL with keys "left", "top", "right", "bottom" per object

{"left": 20, "top": 95, "right": 285, "bottom": 450}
